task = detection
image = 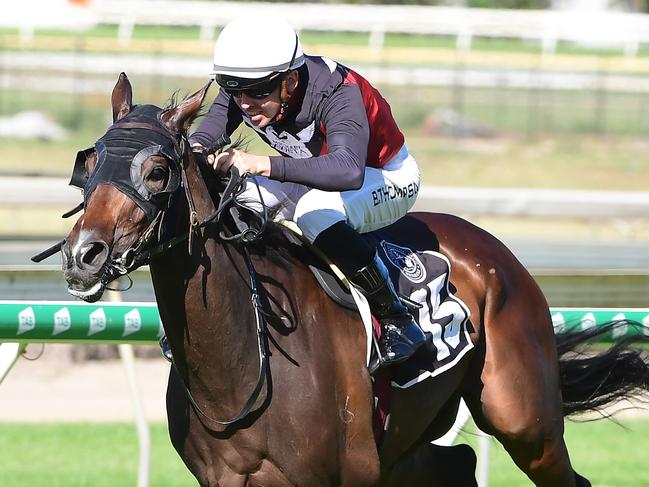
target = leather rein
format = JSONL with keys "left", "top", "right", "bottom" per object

{"left": 129, "top": 126, "right": 271, "bottom": 427}
{"left": 33, "top": 122, "right": 271, "bottom": 428}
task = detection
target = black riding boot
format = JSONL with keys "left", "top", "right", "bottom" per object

{"left": 350, "top": 253, "right": 427, "bottom": 366}
{"left": 313, "top": 222, "right": 426, "bottom": 366}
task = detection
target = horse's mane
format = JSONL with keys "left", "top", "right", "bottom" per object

{"left": 194, "top": 136, "right": 250, "bottom": 185}
{"left": 165, "top": 98, "right": 313, "bottom": 269}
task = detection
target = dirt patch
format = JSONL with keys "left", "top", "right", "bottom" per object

{"left": 0, "top": 344, "right": 169, "bottom": 422}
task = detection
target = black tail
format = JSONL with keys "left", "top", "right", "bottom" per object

{"left": 556, "top": 320, "right": 649, "bottom": 417}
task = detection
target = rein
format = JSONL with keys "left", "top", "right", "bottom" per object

{"left": 99, "top": 128, "right": 272, "bottom": 426}
{"left": 166, "top": 144, "right": 272, "bottom": 427}
{"left": 107, "top": 144, "right": 272, "bottom": 427}
{"left": 171, "top": 248, "right": 270, "bottom": 427}
{"left": 34, "top": 118, "right": 273, "bottom": 427}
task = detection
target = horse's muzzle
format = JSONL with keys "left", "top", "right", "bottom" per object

{"left": 61, "top": 238, "right": 110, "bottom": 302}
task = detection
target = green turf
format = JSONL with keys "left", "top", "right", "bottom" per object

{"left": 0, "top": 418, "right": 647, "bottom": 486}
{"left": 454, "top": 417, "right": 649, "bottom": 486}
{"left": 0, "top": 422, "right": 196, "bottom": 487}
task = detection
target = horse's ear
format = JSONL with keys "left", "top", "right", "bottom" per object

{"left": 112, "top": 72, "right": 133, "bottom": 122}
{"left": 160, "top": 80, "right": 212, "bottom": 133}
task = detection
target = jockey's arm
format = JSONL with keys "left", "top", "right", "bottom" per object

{"left": 269, "top": 83, "right": 369, "bottom": 192}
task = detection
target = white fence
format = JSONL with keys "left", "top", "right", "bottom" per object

{"left": 5, "top": 1, "right": 649, "bottom": 55}
{"left": 8, "top": 51, "right": 649, "bottom": 95}
{"left": 5, "top": 176, "right": 648, "bottom": 220}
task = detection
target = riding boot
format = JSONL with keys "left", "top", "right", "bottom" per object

{"left": 313, "top": 221, "right": 426, "bottom": 366}
{"left": 349, "top": 253, "right": 427, "bottom": 366}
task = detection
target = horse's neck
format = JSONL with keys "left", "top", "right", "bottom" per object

{"left": 183, "top": 151, "right": 217, "bottom": 223}
{"left": 154, "top": 156, "right": 263, "bottom": 409}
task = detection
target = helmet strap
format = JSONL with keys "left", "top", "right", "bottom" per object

{"left": 272, "top": 77, "right": 291, "bottom": 123}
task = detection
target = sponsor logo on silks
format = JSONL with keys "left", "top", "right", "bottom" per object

{"left": 123, "top": 308, "right": 142, "bottom": 336}
{"left": 53, "top": 308, "right": 72, "bottom": 335}
{"left": 17, "top": 307, "right": 36, "bottom": 335}
{"left": 88, "top": 308, "right": 107, "bottom": 336}
{"left": 371, "top": 182, "right": 419, "bottom": 207}
{"left": 380, "top": 241, "right": 426, "bottom": 284}
{"left": 248, "top": 121, "right": 315, "bottom": 159}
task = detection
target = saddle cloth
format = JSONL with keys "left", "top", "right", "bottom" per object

{"left": 373, "top": 238, "right": 474, "bottom": 389}
{"left": 278, "top": 220, "right": 474, "bottom": 390}
{"left": 365, "top": 237, "right": 474, "bottom": 445}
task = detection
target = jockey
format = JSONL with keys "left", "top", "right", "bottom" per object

{"left": 189, "top": 17, "right": 426, "bottom": 367}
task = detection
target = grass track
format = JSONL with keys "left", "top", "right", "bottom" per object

{"left": 461, "top": 418, "right": 649, "bottom": 486}
{"left": 0, "top": 419, "right": 647, "bottom": 486}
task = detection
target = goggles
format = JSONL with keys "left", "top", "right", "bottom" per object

{"left": 222, "top": 74, "right": 283, "bottom": 100}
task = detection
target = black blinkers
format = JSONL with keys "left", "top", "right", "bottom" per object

{"left": 69, "top": 105, "right": 184, "bottom": 222}
{"left": 70, "top": 146, "right": 94, "bottom": 190}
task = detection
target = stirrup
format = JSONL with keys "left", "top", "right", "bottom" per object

{"left": 378, "top": 319, "right": 426, "bottom": 366}
{"left": 159, "top": 335, "right": 173, "bottom": 363}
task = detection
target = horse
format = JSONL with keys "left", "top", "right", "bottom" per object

{"left": 55, "top": 73, "right": 649, "bottom": 487}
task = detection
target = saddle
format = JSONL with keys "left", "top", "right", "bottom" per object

{"left": 275, "top": 220, "right": 474, "bottom": 386}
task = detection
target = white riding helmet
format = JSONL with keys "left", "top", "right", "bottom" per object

{"left": 212, "top": 16, "right": 305, "bottom": 91}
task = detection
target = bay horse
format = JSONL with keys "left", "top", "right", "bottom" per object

{"left": 56, "top": 73, "right": 649, "bottom": 486}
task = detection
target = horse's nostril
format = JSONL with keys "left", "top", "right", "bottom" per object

{"left": 61, "top": 240, "right": 72, "bottom": 269}
{"left": 77, "top": 241, "right": 108, "bottom": 271}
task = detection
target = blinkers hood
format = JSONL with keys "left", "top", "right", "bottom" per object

{"left": 73, "top": 104, "right": 184, "bottom": 222}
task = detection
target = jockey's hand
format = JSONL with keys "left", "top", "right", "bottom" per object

{"left": 190, "top": 143, "right": 212, "bottom": 163}
{"left": 212, "top": 149, "right": 271, "bottom": 177}
{"left": 190, "top": 143, "right": 221, "bottom": 168}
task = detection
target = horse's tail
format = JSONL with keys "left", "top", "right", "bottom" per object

{"left": 556, "top": 320, "right": 649, "bottom": 418}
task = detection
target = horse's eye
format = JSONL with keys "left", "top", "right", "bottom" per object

{"left": 149, "top": 166, "right": 168, "bottom": 182}
{"left": 144, "top": 165, "right": 169, "bottom": 193}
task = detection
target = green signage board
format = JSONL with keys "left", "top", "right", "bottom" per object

{"left": 0, "top": 301, "right": 647, "bottom": 344}
{"left": 551, "top": 307, "right": 649, "bottom": 341}
{"left": 0, "top": 301, "right": 163, "bottom": 343}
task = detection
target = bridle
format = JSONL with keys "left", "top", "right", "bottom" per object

{"left": 91, "top": 123, "right": 267, "bottom": 286}
{"left": 34, "top": 105, "right": 272, "bottom": 428}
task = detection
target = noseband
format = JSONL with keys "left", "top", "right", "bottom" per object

{"left": 75, "top": 106, "right": 190, "bottom": 287}
{"left": 36, "top": 104, "right": 273, "bottom": 427}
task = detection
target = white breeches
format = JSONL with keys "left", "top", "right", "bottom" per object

{"left": 238, "top": 144, "right": 420, "bottom": 242}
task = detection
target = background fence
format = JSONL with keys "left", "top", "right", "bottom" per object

{"left": 1, "top": 4, "right": 648, "bottom": 487}
{"left": 6, "top": 2, "right": 649, "bottom": 138}
{"left": 6, "top": 47, "right": 649, "bottom": 138}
